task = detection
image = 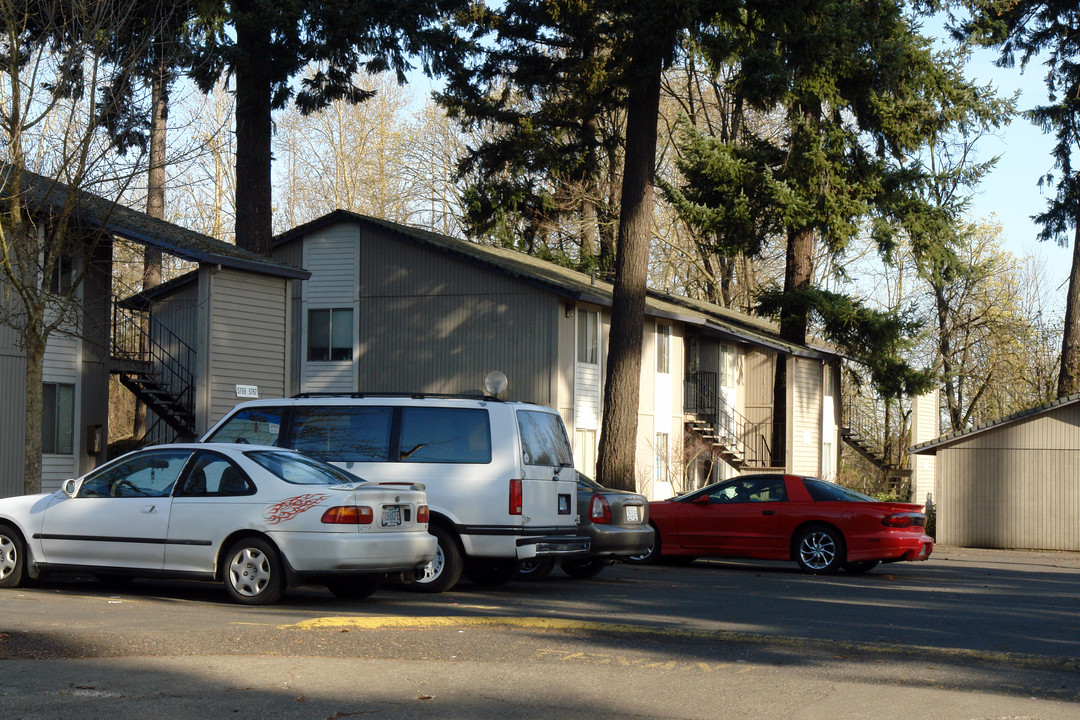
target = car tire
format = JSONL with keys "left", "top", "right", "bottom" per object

{"left": 795, "top": 525, "right": 845, "bottom": 575}
{"left": 223, "top": 537, "right": 285, "bottom": 605}
{"left": 559, "top": 559, "right": 607, "bottom": 579}
{"left": 624, "top": 526, "right": 660, "bottom": 565}
{"left": 410, "top": 524, "right": 463, "bottom": 594}
{"left": 464, "top": 559, "right": 520, "bottom": 586}
{"left": 842, "top": 560, "right": 880, "bottom": 575}
{"left": 516, "top": 558, "right": 556, "bottom": 581}
{"left": 0, "top": 524, "right": 27, "bottom": 589}
{"left": 326, "top": 575, "right": 381, "bottom": 600}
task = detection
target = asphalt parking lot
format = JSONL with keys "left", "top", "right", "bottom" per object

{"left": 1, "top": 546, "right": 1078, "bottom": 719}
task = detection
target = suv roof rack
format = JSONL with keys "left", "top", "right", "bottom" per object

{"left": 290, "top": 391, "right": 505, "bottom": 402}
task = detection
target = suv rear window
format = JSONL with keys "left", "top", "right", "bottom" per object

{"left": 517, "top": 410, "right": 573, "bottom": 467}
{"left": 398, "top": 407, "right": 492, "bottom": 463}
{"left": 291, "top": 406, "right": 393, "bottom": 462}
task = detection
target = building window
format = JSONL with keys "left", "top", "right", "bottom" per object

{"left": 655, "top": 432, "right": 669, "bottom": 484}
{"left": 656, "top": 324, "right": 670, "bottom": 374}
{"left": 719, "top": 344, "right": 735, "bottom": 387}
{"left": 576, "top": 309, "right": 598, "bottom": 364}
{"left": 575, "top": 428, "right": 597, "bottom": 477}
{"left": 42, "top": 382, "right": 74, "bottom": 454}
{"left": 49, "top": 255, "right": 76, "bottom": 294}
{"left": 824, "top": 364, "right": 835, "bottom": 397}
{"left": 308, "top": 308, "right": 353, "bottom": 361}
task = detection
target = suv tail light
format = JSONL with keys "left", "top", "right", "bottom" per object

{"left": 589, "top": 494, "right": 611, "bottom": 524}
{"left": 882, "top": 512, "right": 924, "bottom": 528}
{"left": 322, "top": 506, "right": 374, "bottom": 524}
{"left": 509, "top": 479, "right": 523, "bottom": 515}
{"left": 417, "top": 504, "right": 430, "bottom": 523}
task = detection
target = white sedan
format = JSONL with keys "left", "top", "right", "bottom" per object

{"left": 0, "top": 444, "right": 436, "bottom": 604}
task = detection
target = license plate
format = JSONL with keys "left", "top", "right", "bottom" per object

{"left": 381, "top": 506, "right": 402, "bottom": 527}
{"left": 625, "top": 505, "right": 641, "bottom": 523}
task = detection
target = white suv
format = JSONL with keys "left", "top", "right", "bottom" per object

{"left": 202, "top": 395, "right": 589, "bottom": 592}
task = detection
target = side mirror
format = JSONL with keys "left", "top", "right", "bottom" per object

{"left": 61, "top": 479, "right": 78, "bottom": 498}
{"left": 691, "top": 493, "right": 711, "bottom": 504}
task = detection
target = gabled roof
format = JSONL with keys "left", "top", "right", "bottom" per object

{"left": 275, "top": 210, "right": 836, "bottom": 360}
{"left": 909, "top": 392, "right": 1080, "bottom": 455}
{"left": 9, "top": 167, "right": 309, "bottom": 280}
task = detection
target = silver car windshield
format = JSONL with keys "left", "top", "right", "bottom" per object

{"left": 246, "top": 450, "right": 363, "bottom": 486}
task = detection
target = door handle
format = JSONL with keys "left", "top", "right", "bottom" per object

{"left": 141, "top": 505, "right": 158, "bottom": 514}
{"left": 761, "top": 510, "right": 776, "bottom": 516}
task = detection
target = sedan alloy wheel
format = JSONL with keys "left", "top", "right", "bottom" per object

{"left": 796, "top": 526, "right": 844, "bottom": 574}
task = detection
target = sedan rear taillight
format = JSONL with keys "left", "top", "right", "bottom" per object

{"left": 882, "top": 512, "right": 925, "bottom": 528}
{"left": 590, "top": 494, "right": 611, "bottom": 524}
{"left": 417, "top": 504, "right": 430, "bottom": 523}
{"left": 322, "top": 506, "right": 374, "bottom": 524}
{"left": 509, "top": 479, "right": 523, "bottom": 515}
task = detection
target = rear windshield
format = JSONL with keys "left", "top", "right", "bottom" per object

{"left": 247, "top": 449, "right": 363, "bottom": 485}
{"left": 517, "top": 410, "right": 574, "bottom": 467}
{"left": 803, "top": 478, "right": 876, "bottom": 502}
{"left": 206, "top": 407, "right": 284, "bottom": 446}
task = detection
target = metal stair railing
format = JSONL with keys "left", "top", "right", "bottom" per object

{"left": 112, "top": 302, "right": 196, "bottom": 438}
{"left": 684, "top": 372, "right": 780, "bottom": 469}
{"left": 840, "top": 396, "right": 906, "bottom": 472}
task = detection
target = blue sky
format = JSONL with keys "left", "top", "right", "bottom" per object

{"left": 954, "top": 41, "right": 1073, "bottom": 309}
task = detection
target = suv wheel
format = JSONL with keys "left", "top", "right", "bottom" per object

{"left": 410, "top": 524, "right": 463, "bottom": 593}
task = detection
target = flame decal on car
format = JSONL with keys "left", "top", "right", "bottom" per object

{"left": 264, "top": 493, "right": 330, "bottom": 524}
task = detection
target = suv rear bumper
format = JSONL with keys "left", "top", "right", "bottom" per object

{"left": 516, "top": 535, "right": 591, "bottom": 559}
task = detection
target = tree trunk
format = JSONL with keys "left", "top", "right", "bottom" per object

{"left": 594, "top": 48, "right": 662, "bottom": 492}
{"left": 1058, "top": 222, "right": 1080, "bottom": 396}
{"left": 233, "top": 2, "right": 274, "bottom": 256}
{"left": 771, "top": 225, "right": 815, "bottom": 468}
{"left": 23, "top": 336, "right": 45, "bottom": 495}
{"left": 135, "top": 52, "right": 168, "bottom": 440}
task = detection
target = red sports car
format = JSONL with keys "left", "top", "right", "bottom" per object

{"left": 628, "top": 474, "right": 933, "bottom": 574}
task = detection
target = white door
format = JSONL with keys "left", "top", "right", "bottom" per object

{"left": 39, "top": 449, "right": 191, "bottom": 569}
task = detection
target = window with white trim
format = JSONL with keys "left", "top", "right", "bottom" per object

{"left": 656, "top": 324, "right": 670, "bottom": 374}
{"left": 308, "top": 308, "right": 353, "bottom": 361}
{"left": 42, "top": 382, "right": 74, "bottom": 454}
{"left": 655, "top": 432, "right": 669, "bottom": 484}
{"left": 576, "top": 309, "right": 598, "bottom": 364}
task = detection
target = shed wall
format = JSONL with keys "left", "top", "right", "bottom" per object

{"left": 936, "top": 404, "right": 1080, "bottom": 551}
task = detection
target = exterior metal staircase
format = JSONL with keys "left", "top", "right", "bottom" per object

{"left": 111, "top": 303, "right": 197, "bottom": 441}
{"left": 840, "top": 398, "right": 911, "bottom": 479}
{"left": 684, "top": 372, "right": 781, "bottom": 471}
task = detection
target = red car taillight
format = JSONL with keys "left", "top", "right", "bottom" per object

{"left": 882, "top": 512, "right": 924, "bottom": 528}
{"left": 321, "top": 506, "right": 374, "bottom": 524}
{"left": 417, "top": 504, "right": 430, "bottom": 523}
{"left": 509, "top": 479, "right": 523, "bottom": 515}
{"left": 590, "top": 494, "right": 611, "bottom": 524}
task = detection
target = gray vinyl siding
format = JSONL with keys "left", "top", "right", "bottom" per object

{"left": 204, "top": 269, "right": 288, "bottom": 431}
{"left": 0, "top": 353, "right": 26, "bottom": 497}
{"left": 935, "top": 404, "right": 1080, "bottom": 551}
{"left": 356, "top": 224, "right": 559, "bottom": 404}
{"left": 79, "top": 240, "right": 112, "bottom": 474}
{"left": 301, "top": 227, "right": 359, "bottom": 392}
{"left": 273, "top": 239, "right": 305, "bottom": 394}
